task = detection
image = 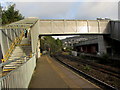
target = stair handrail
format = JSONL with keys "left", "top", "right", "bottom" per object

{"left": 0, "top": 52, "right": 35, "bottom": 68}
{"left": 2, "top": 30, "right": 24, "bottom": 63}
{"left": 0, "top": 52, "right": 36, "bottom": 88}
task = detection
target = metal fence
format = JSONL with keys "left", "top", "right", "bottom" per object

{"left": 0, "top": 55, "right": 36, "bottom": 89}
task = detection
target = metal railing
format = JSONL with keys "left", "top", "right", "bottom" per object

{"left": 2, "top": 31, "right": 24, "bottom": 63}
{"left": 0, "top": 53, "right": 36, "bottom": 89}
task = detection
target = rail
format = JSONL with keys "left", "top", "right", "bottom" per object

{"left": 52, "top": 55, "right": 117, "bottom": 90}
{"left": 0, "top": 53, "right": 36, "bottom": 89}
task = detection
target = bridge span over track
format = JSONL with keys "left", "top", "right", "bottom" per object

{"left": 0, "top": 18, "right": 112, "bottom": 57}
{"left": 38, "top": 19, "right": 110, "bottom": 35}
{"left": 0, "top": 18, "right": 119, "bottom": 89}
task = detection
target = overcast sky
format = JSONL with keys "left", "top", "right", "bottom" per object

{"left": 1, "top": 0, "right": 119, "bottom": 20}
{"left": 1, "top": 0, "right": 119, "bottom": 39}
{"left": 15, "top": 2, "right": 118, "bottom": 20}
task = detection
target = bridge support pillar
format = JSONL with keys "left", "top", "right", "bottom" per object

{"left": 37, "top": 39, "right": 41, "bottom": 58}
{"left": 98, "top": 36, "right": 107, "bottom": 54}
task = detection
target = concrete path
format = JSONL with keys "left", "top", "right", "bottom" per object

{"left": 29, "top": 55, "right": 100, "bottom": 89}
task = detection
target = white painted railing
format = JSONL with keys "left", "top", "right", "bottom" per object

{"left": 0, "top": 55, "right": 36, "bottom": 89}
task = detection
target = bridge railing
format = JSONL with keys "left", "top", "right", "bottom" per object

{"left": 0, "top": 27, "right": 25, "bottom": 63}
{"left": 0, "top": 53, "right": 36, "bottom": 89}
{"left": 2, "top": 30, "right": 24, "bottom": 63}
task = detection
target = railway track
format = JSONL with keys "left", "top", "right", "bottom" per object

{"left": 51, "top": 55, "right": 118, "bottom": 90}
{"left": 59, "top": 54, "right": 120, "bottom": 79}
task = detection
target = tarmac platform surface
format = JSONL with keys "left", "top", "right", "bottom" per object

{"left": 29, "top": 55, "right": 100, "bottom": 88}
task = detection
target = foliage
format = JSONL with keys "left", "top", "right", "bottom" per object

{"left": 66, "top": 47, "right": 73, "bottom": 52}
{"left": 62, "top": 52, "right": 70, "bottom": 55}
{"left": 2, "top": 4, "right": 24, "bottom": 25}
{"left": 83, "top": 65, "right": 91, "bottom": 71}
{"left": 40, "top": 36, "right": 63, "bottom": 54}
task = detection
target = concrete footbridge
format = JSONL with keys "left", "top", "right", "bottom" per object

{"left": 0, "top": 18, "right": 119, "bottom": 89}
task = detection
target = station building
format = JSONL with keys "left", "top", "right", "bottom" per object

{"left": 62, "top": 35, "right": 120, "bottom": 57}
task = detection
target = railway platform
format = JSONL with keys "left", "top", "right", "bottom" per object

{"left": 28, "top": 55, "right": 100, "bottom": 89}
